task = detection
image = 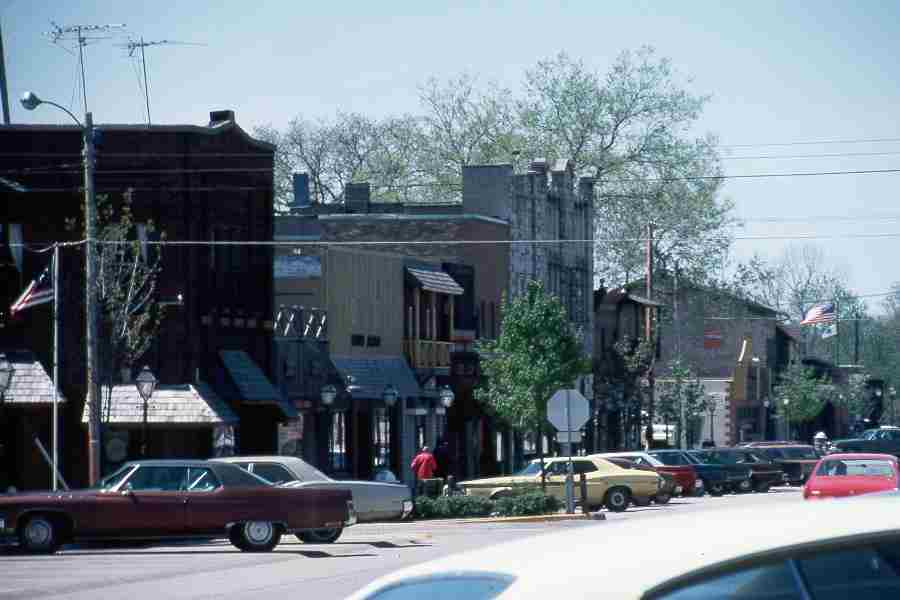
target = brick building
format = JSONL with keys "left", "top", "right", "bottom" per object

{"left": 1, "top": 111, "right": 289, "bottom": 489}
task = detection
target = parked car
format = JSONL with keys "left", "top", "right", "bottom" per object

{"left": 603, "top": 457, "right": 677, "bottom": 505}
{"left": 348, "top": 487, "right": 900, "bottom": 599}
{"left": 0, "top": 459, "right": 356, "bottom": 554}
{"left": 804, "top": 453, "right": 900, "bottom": 500}
{"left": 695, "top": 447, "right": 786, "bottom": 493}
{"left": 650, "top": 449, "right": 729, "bottom": 496}
{"left": 828, "top": 426, "right": 900, "bottom": 458}
{"left": 212, "top": 455, "right": 412, "bottom": 543}
{"left": 743, "top": 443, "right": 820, "bottom": 485}
{"left": 592, "top": 451, "right": 699, "bottom": 497}
{"left": 687, "top": 449, "right": 756, "bottom": 493}
{"left": 458, "top": 456, "right": 662, "bottom": 512}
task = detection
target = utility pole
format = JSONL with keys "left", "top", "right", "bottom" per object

{"left": 644, "top": 223, "right": 655, "bottom": 450}
{"left": 84, "top": 112, "right": 101, "bottom": 485}
{"left": 0, "top": 18, "right": 11, "bottom": 124}
{"left": 675, "top": 262, "right": 686, "bottom": 450}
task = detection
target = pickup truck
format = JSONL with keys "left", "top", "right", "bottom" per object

{"left": 829, "top": 427, "right": 900, "bottom": 458}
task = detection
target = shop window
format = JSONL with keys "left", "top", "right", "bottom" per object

{"left": 330, "top": 412, "right": 348, "bottom": 472}
{"left": 367, "top": 335, "right": 381, "bottom": 348}
{"left": 351, "top": 334, "right": 365, "bottom": 347}
{"left": 373, "top": 409, "right": 392, "bottom": 469}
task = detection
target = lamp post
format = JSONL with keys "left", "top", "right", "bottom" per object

{"left": 320, "top": 384, "right": 337, "bottom": 471}
{"left": 890, "top": 387, "right": 897, "bottom": 426}
{"left": 763, "top": 400, "right": 770, "bottom": 441}
{"left": 783, "top": 398, "right": 791, "bottom": 441}
{"left": 439, "top": 385, "right": 455, "bottom": 409}
{"left": 135, "top": 366, "right": 157, "bottom": 457}
{"left": 0, "top": 353, "right": 13, "bottom": 402}
{"left": 20, "top": 91, "right": 101, "bottom": 485}
{"left": 382, "top": 384, "right": 398, "bottom": 469}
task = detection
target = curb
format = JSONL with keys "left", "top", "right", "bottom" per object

{"left": 416, "top": 512, "right": 606, "bottom": 525}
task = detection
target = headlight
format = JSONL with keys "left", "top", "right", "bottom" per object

{"left": 695, "top": 478, "right": 704, "bottom": 488}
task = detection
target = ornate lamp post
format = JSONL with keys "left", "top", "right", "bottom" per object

{"left": 439, "top": 385, "right": 455, "bottom": 409}
{"left": 890, "top": 387, "right": 897, "bottom": 426}
{"left": 135, "top": 366, "right": 157, "bottom": 457}
{"left": 763, "top": 400, "right": 771, "bottom": 441}
{"left": 783, "top": 398, "right": 791, "bottom": 441}
{"left": 381, "top": 384, "right": 398, "bottom": 469}
{"left": 0, "top": 353, "right": 13, "bottom": 402}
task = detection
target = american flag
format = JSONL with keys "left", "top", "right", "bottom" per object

{"left": 10, "top": 257, "right": 54, "bottom": 316}
{"left": 800, "top": 301, "right": 836, "bottom": 325}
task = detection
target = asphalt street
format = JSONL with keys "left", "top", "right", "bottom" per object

{"left": 0, "top": 487, "right": 802, "bottom": 600}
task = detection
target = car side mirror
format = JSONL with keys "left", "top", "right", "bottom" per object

{"left": 120, "top": 488, "right": 133, "bottom": 497}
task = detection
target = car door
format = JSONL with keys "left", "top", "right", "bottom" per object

{"left": 571, "top": 459, "right": 605, "bottom": 504}
{"left": 96, "top": 465, "right": 188, "bottom": 538}
{"left": 543, "top": 461, "right": 569, "bottom": 501}
{"left": 183, "top": 467, "right": 227, "bottom": 535}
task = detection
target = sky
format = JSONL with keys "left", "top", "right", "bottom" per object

{"left": 3, "top": 1, "right": 900, "bottom": 310}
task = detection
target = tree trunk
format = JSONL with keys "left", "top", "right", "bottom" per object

{"left": 538, "top": 422, "right": 546, "bottom": 493}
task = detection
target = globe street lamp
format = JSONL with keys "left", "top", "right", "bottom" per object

{"left": 763, "top": 400, "right": 771, "bottom": 441}
{"left": 135, "top": 366, "right": 157, "bottom": 457}
{"left": 21, "top": 91, "right": 101, "bottom": 484}
{"left": 320, "top": 384, "right": 337, "bottom": 406}
{"left": 783, "top": 398, "right": 791, "bottom": 441}
{"left": 439, "top": 385, "right": 455, "bottom": 409}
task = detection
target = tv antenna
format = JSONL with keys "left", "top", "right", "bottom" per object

{"left": 45, "top": 21, "right": 127, "bottom": 114}
{"left": 121, "top": 38, "right": 206, "bottom": 127}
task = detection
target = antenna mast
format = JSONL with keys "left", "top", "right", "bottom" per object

{"left": 123, "top": 38, "right": 205, "bottom": 127}
{"left": 47, "top": 21, "right": 127, "bottom": 114}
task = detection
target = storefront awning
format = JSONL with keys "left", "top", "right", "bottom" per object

{"left": 331, "top": 355, "right": 421, "bottom": 400}
{"left": 406, "top": 265, "right": 464, "bottom": 296}
{"left": 0, "top": 349, "right": 66, "bottom": 405}
{"left": 80, "top": 382, "right": 237, "bottom": 425}
{"left": 220, "top": 350, "right": 297, "bottom": 418}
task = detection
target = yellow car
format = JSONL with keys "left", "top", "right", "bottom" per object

{"left": 458, "top": 456, "right": 662, "bottom": 512}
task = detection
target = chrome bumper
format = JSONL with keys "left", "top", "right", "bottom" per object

{"left": 344, "top": 500, "right": 358, "bottom": 527}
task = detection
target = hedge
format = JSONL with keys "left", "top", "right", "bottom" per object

{"left": 413, "top": 491, "right": 561, "bottom": 520}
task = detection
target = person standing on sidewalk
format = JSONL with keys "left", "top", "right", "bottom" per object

{"left": 410, "top": 445, "right": 437, "bottom": 496}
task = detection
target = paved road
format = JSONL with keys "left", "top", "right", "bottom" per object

{"left": 0, "top": 487, "right": 802, "bottom": 600}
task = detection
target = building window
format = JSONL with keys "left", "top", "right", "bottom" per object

{"left": 330, "top": 412, "right": 347, "bottom": 472}
{"left": 366, "top": 335, "right": 381, "bottom": 348}
{"left": 372, "top": 408, "right": 391, "bottom": 469}
{"left": 351, "top": 334, "right": 365, "bottom": 347}
{"left": 414, "top": 414, "right": 427, "bottom": 451}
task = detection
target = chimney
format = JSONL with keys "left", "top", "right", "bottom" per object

{"left": 345, "top": 182, "right": 371, "bottom": 212}
{"left": 292, "top": 173, "right": 311, "bottom": 210}
{"left": 208, "top": 110, "right": 235, "bottom": 126}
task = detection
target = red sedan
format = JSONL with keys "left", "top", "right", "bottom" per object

{"left": 803, "top": 453, "right": 900, "bottom": 500}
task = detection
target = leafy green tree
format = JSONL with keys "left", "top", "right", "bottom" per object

{"left": 476, "top": 281, "right": 590, "bottom": 482}
{"left": 656, "top": 359, "right": 708, "bottom": 448}
{"left": 773, "top": 362, "right": 832, "bottom": 433}
{"left": 609, "top": 335, "right": 654, "bottom": 449}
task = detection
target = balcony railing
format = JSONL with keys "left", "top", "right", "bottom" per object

{"left": 404, "top": 339, "right": 453, "bottom": 369}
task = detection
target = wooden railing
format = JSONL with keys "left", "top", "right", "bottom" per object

{"left": 403, "top": 339, "right": 453, "bottom": 369}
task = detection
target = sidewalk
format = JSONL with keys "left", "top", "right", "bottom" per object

{"left": 413, "top": 511, "right": 605, "bottom": 525}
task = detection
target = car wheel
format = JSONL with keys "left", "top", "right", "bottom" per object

{"left": 297, "top": 527, "right": 343, "bottom": 544}
{"left": 755, "top": 481, "right": 771, "bottom": 494}
{"left": 653, "top": 493, "right": 671, "bottom": 505}
{"left": 738, "top": 480, "right": 753, "bottom": 493}
{"left": 235, "top": 521, "right": 281, "bottom": 552}
{"left": 19, "top": 515, "right": 59, "bottom": 554}
{"left": 632, "top": 495, "right": 652, "bottom": 507}
{"left": 708, "top": 482, "right": 726, "bottom": 497}
{"left": 605, "top": 487, "right": 630, "bottom": 512}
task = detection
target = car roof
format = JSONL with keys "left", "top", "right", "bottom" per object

{"left": 120, "top": 459, "right": 219, "bottom": 467}
{"left": 349, "top": 495, "right": 900, "bottom": 600}
{"left": 210, "top": 455, "right": 331, "bottom": 481}
{"left": 820, "top": 453, "right": 898, "bottom": 461}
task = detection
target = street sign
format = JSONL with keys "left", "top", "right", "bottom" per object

{"left": 556, "top": 431, "right": 582, "bottom": 444}
{"left": 547, "top": 389, "right": 590, "bottom": 432}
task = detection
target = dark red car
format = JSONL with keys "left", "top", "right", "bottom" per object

{"left": 592, "top": 452, "right": 701, "bottom": 497}
{"left": 0, "top": 459, "right": 356, "bottom": 553}
{"left": 803, "top": 453, "right": 900, "bottom": 500}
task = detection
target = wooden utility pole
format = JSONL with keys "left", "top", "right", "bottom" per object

{"left": 644, "top": 223, "right": 655, "bottom": 450}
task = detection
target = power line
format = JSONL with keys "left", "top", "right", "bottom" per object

{"left": 722, "top": 150, "right": 900, "bottom": 160}
{"left": 721, "top": 137, "right": 900, "bottom": 149}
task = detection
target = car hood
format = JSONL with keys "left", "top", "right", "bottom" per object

{"left": 459, "top": 475, "right": 533, "bottom": 488}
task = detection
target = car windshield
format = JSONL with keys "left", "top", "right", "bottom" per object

{"left": 516, "top": 462, "right": 543, "bottom": 476}
{"left": 781, "top": 447, "right": 818, "bottom": 459}
{"left": 682, "top": 453, "right": 704, "bottom": 465}
{"left": 862, "top": 430, "right": 880, "bottom": 440}
{"left": 95, "top": 465, "right": 135, "bottom": 490}
{"left": 816, "top": 459, "right": 896, "bottom": 477}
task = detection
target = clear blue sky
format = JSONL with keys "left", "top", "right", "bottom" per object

{"left": 3, "top": 1, "right": 900, "bottom": 306}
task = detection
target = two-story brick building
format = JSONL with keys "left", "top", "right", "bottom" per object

{"left": 1, "top": 111, "right": 289, "bottom": 489}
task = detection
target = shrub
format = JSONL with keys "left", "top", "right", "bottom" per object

{"left": 493, "top": 491, "right": 563, "bottom": 517}
{"left": 413, "top": 495, "right": 494, "bottom": 519}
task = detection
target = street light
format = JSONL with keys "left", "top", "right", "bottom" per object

{"left": 439, "top": 385, "right": 455, "bottom": 409}
{"left": 763, "top": 400, "right": 770, "bottom": 441}
{"left": 320, "top": 384, "right": 337, "bottom": 406}
{"left": 890, "top": 387, "right": 897, "bottom": 425}
{"left": 0, "top": 353, "right": 13, "bottom": 402}
{"left": 783, "top": 398, "right": 791, "bottom": 441}
{"left": 21, "top": 90, "right": 101, "bottom": 484}
{"left": 135, "top": 366, "right": 157, "bottom": 457}
{"left": 382, "top": 384, "right": 399, "bottom": 407}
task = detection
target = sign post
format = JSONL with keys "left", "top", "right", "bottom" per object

{"left": 547, "top": 389, "right": 590, "bottom": 514}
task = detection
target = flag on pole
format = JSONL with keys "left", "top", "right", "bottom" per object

{"left": 821, "top": 323, "right": 838, "bottom": 339}
{"left": 10, "top": 256, "right": 54, "bottom": 316}
{"left": 800, "top": 302, "right": 836, "bottom": 325}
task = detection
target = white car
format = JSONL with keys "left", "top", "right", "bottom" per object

{"left": 212, "top": 456, "right": 412, "bottom": 543}
{"left": 348, "top": 493, "right": 900, "bottom": 599}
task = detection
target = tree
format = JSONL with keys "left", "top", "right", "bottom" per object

{"left": 476, "top": 281, "right": 590, "bottom": 481}
{"left": 656, "top": 359, "right": 708, "bottom": 448}
{"left": 609, "top": 335, "right": 655, "bottom": 449}
{"left": 773, "top": 362, "right": 831, "bottom": 436}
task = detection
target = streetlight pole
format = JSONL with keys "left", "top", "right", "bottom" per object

{"left": 135, "top": 366, "right": 157, "bottom": 457}
{"left": 783, "top": 398, "right": 791, "bottom": 441}
{"left": 20, "top": 92, "right": 100, "bottom": 484}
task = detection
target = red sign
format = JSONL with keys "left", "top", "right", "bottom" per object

{"left": 704, "top": 328, "right": 723, "bottom": 349}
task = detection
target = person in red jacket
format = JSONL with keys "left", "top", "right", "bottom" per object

{"left": 410, "top": 446, "right": 437, "bottom": 495}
